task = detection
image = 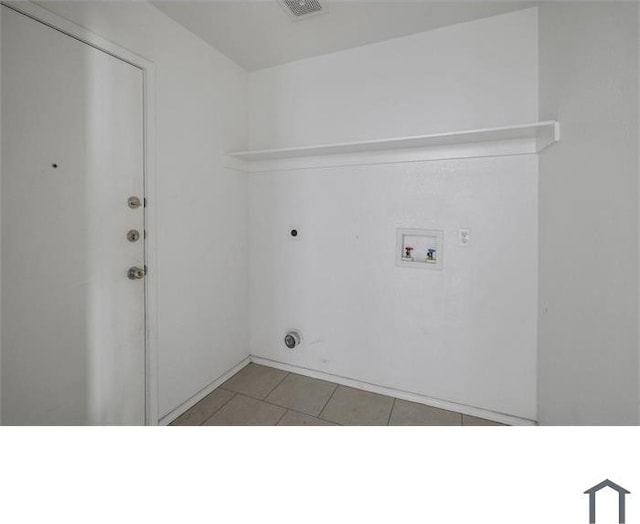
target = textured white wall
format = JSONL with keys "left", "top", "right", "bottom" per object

{"left": 33, "top": 1, "right": 250, "bottom": 419}
{"left": 250, "top": 158, "right": 538, "bottom": 419}
{"left": 0, "top": 5, "right": 3, "bottom": 425}
{"left": 249, "top": 8, "right": 539, "bottom": 150}
{"left": 248, "top": 9, "right": 539, "bottom": 420}
{"left": 538, "top": 3, "right": 639, "bottom": 425}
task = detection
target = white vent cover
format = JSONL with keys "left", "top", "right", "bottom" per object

{"left": 279, "top": 0, "right": 325, "bottom": 20}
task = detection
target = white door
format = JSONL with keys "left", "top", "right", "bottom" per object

{"left": 1, "top": 7, "right": 146, "bottom": 425}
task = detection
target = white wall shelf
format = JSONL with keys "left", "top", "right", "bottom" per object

{"left": 227, "top": 121, "right": 559, "bottom": 172}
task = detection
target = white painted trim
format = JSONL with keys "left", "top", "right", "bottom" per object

{"left": 228, "top": 121, "right": 559, "bottom": 173}
{"left": 0, "top": 4, "right": 3, "bottom": 426}
{"left": 231, "top": 121, "right": 559, "bottom": 160}
{"left": 143, "top": 63, "right": 160, "bottom": 426}
{"left": 228, "top": 141, "right": 538, "bottom": 174}
{"left": 251, "top": 356, "right": 537, "bottom": 426}
{"left": 1, "top": 1, "right": 161, "bottom": 425}
{"left": 637, "top": 1, "right": 640, "bottom": 426}
{"left": 159, "top": 357, "right": 251, "bottom": 426}
{"left": 3, "top": 2, "right": 153, "bottom": 70}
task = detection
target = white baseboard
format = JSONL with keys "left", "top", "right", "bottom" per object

{"left": 159, "top": 354, "right": 536, "bottom": 426}
{"left": 251, "top": 356, "right": 536, "bottom": 426}
{"left": 159, "top": 357, "right": 251, "bottom": 425}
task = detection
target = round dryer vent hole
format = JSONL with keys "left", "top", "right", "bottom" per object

{"left": 284, "top": 330, "right": 302, "bottom": 349}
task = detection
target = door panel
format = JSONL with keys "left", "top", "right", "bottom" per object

{"left": 1, "top": 7, "right": 146, "bottom": 425}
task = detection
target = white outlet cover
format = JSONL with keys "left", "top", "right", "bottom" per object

{"left": 458, "top": 228, "right": 471, "bottom": 246}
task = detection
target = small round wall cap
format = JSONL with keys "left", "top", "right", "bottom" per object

{"left": 284, "top": 330, "right": 302, "bottom": 349}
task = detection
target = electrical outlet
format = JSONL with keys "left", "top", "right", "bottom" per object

{"left": 458, "top": 228, "right": 470, "bottom": 246}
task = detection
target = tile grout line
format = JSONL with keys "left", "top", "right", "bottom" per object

{"left": 261, "top": 371, "right": 291, "bottom": 400}
{"left": 255, "top": 361, "right": 514, "bottom": 424}
{"left": 199, "top": 392, "right": 237, "bottom": 426}
{"left": 282, "top": 406, "right": 341, "bottom": 425}
{"left": 257, "top": 382, "right": 339, "bottom": 421}
{"left": 274, "top": 408, "right": 289, "bottom": 426}
{"left": 219, "top": 367, "right": 290, "bottom": 402}
{"left": 317, "top": 414, "right": 342, "bottom": 426}
{"left": 284, "top": 409, "right": 343, "bottom": 426}
{"left": 317, "top": 383, "right": 340, "bottom": 422}
{"left": 386, "top": 398, "right": 397, "bottom": 426}
{"left": 220, "top": 385, "right": 264, "bottom": 402}
{"left": 183, "top": 365, "right": 495, "bottom": 426}
{"left": 275, "top": 407, "right": 343, "bottom": 426}
{"left": 260, "top": 396, "right": 317, "bottom": 417}
{"left": 208, "top": 392, "right": 288, "bottom": 426}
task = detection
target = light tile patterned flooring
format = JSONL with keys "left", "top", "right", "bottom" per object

{"left": 170, "top": 363, "right": 505, "bottom": 426}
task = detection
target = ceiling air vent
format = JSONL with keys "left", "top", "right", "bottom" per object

{"left": 279, "top": 0, "right": 326, "bottom": 20}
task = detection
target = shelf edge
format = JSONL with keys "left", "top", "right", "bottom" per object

{"left": 228, "top": 121, "right": 560, "bottom": 162}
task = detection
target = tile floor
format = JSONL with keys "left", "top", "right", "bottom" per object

{"left": 170, "top": 363, "right": 505, "bottom": 426}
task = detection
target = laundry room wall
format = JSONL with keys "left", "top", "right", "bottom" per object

{"left": 247, "top": 8, "right": 540, "bottom": 421}
{"left": 248, "top": 8, "right": 538, "bottom": 150}
{"left": 538, "top": 2, "right": 640, "bottom": 425}
{"left": 33, "top": 1, "right": 250, "bottom": 421}
{"left": 0, "top": 6, "right": 3, "bottom": 425}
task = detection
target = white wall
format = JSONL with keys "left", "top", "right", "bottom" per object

{"left": 32, "top": 1, "right": 249, "bottom": 420}
{"left": 249, "top": 8, "right": 538, "bottom": 150}
{"left": 248, "top": 8, "right": 539, "bottom": 420}
{"left": 0, "top": 5, "right": 3, "bottom": 425}
{"left": 538, "top": 3, "right": 639, "bottom": 425}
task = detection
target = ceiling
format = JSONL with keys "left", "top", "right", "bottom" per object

{"left": 151, "top": 1, "right": 535, "bottom": 71}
